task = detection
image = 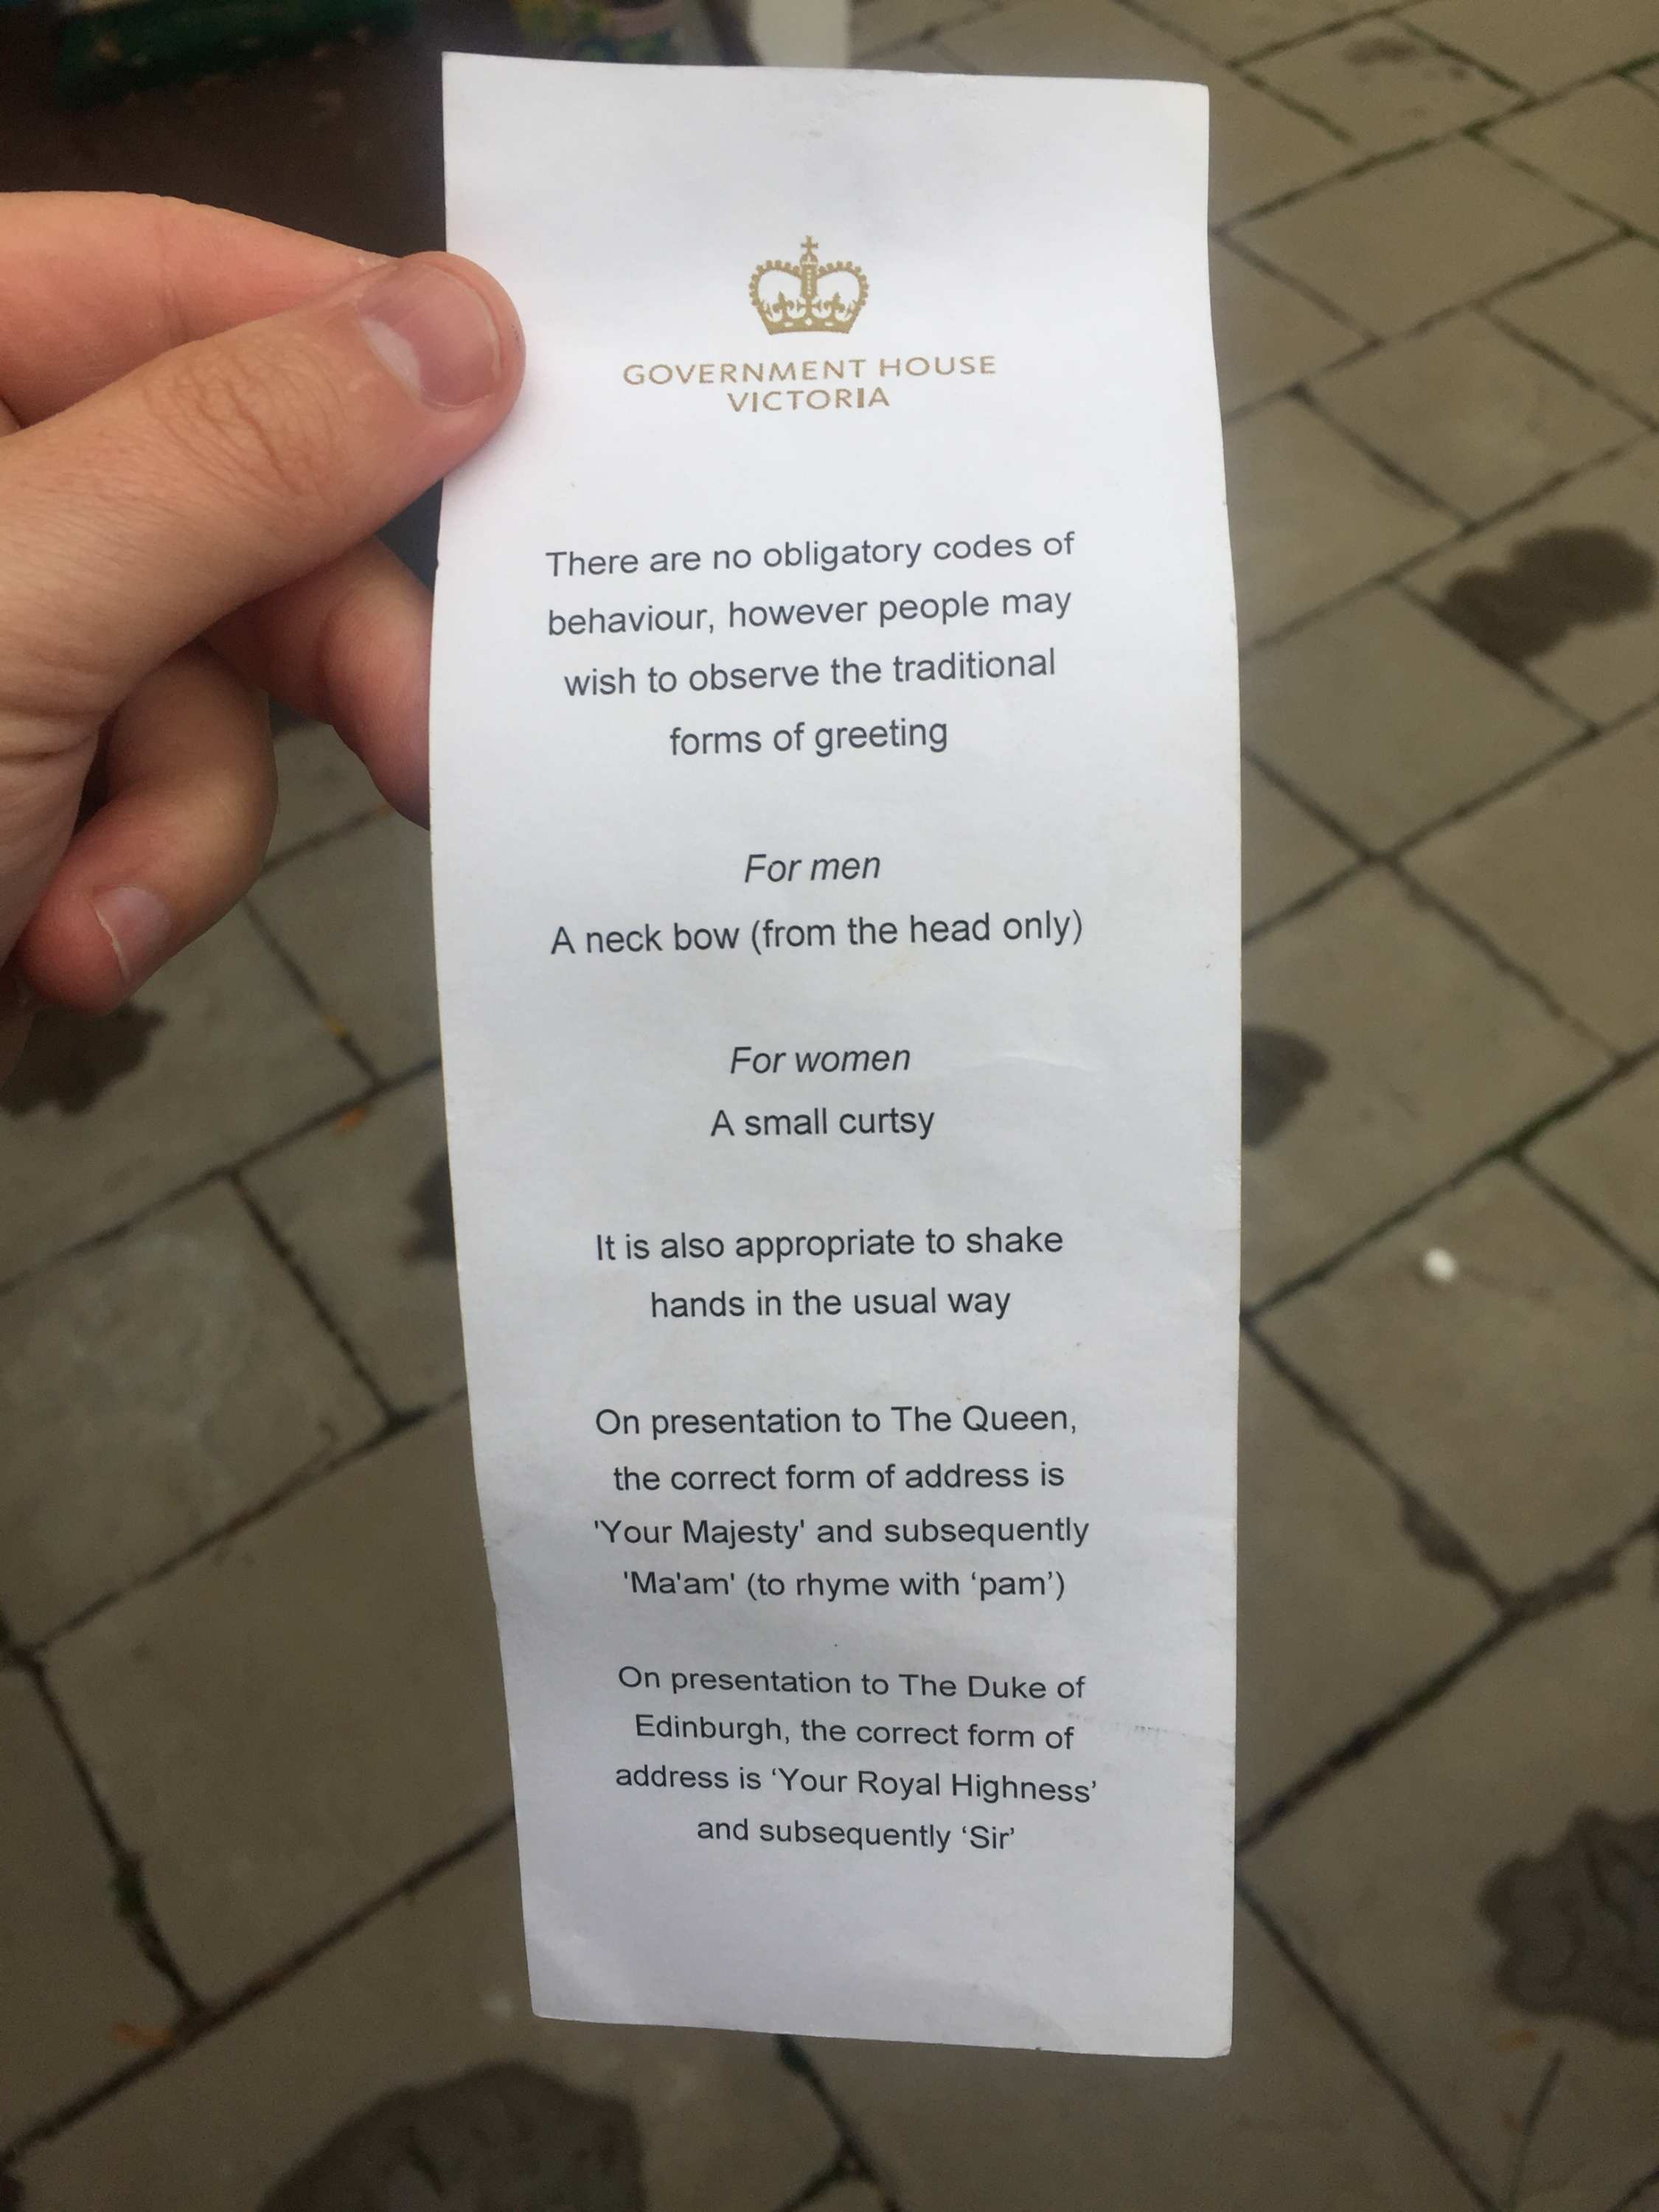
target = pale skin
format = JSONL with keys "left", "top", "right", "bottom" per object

{"left": 0, "top": 192, "right": 526, "bottom": 1085}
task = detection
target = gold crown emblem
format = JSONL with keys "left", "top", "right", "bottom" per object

{"left": 750, "top": 237, "right": 868, "bottom": 335}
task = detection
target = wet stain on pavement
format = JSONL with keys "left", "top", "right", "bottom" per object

{"left": 1437, "top": 528, "right": 1655, "bottom": 667}
{"left": 1242, "top": 1026, "right": 1329, "bottom": 1147}
{"left": 261, "top": 2063, "right": 644, "bottom": 2211}
{"left": 1, "top": 1004, "right": 164, "bottom": 1116}
{"left": 1398, "top": 1489, "right": 1487, "bottom": 1582}
{"left": 1481, "top": 1809, "right": 1659, "bottom": 2036}
{"left": 403, "top": 1151, "right": 456, "bottom": 1262}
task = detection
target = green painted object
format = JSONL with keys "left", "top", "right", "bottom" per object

{"left": 55, "top": 0, "right": 417, "bottom": 106}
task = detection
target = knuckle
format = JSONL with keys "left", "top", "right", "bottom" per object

{"left": 145, "top": 337, "right": 349, "bottom": 515}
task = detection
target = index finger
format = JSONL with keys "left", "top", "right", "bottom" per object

{"left": 0, "top": 192, "right": 386, "bottom": 425}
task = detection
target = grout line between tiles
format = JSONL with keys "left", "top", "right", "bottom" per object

{"left": 6, "top": 1647, "right": 201, "bottom": 2019}
{"left": 240, "top": 897, "right": 379, "bottom": 1089}
{"left": 1241, "top": 1039, "right": 1659, "bottom": 1326}
{"left": 1236, "top": 1879, "right": 1499, "bottom": 2210}
{"left": 777, "top": 2040, "right": 909, "bottom": 2212}
{"left": 0, "top": 1809, "right": 515, "bottom": 2169}
{"left": 0, "top": 1054, "right": 441, "bottom": 1305}
{"left": 231, "top": 1168, "right": 399, "bottom": 1428}
{"left": 1242, "top": 1323, "right": 1507, "bottom": 1605}
{"left": 22, "top": 1396, "right": 465, "bottom": 1661}
{"left": 1472, "top": 116, "right": 1658, "bottom": 248}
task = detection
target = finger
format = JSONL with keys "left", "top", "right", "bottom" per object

{"left": 0, "top": 251, "right": 524, "bottom": 727}
{"left": 0, "top": 193, "right": 385, "bottom": 424}
{"left": 15, "top": 647, "right": 274, "bottom": 1015}
{"left": 211, "top": 536, "right": 433, "bottom": 823}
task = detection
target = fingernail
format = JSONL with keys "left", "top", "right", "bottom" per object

{"left": 358, "top": 260, "right": 503, "bottom": 409}
{"left": 93, "top": 886, "right": 172, "bottom": 991}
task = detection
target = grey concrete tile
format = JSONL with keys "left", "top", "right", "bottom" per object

{"left": 0, "top": 1182, "right": 379, "bottom": 1648}
{"left": 1529, "top": 1054, "right": 1659, "bottom": 1279}
{"left": 1242, "top": 585, "right": 1581, "bottom": 848}
{"left": 1404, "top": 438, "right": 1659, "bottom": 726}
{"left": 1238, "top": 1338, "right": 1495, "bottom": 1816}
{"left": 45, "top": 1408, "right": 508, "bottom": 1999}
{"left": 1261, "top": 1164, "right": 1659, "bottom": 1589}
{"left": 1225, "top": 397, "right": 1458, "bottom": 644}
{"left": 1408, "top": 708, "right": 1659, "bottom": 1051}
{"left": 0, "top": 909, "right": 361, "bottom": 1287}
{"left": 1234, "top": 139, "right": 1615, "bottom": 335}
{"left": 1133, "top": 0, "right": 1384, "bottom": 63}
{"left": 1406, "top": 0, "right": 1659, "bottom": 94}
{"left": 248, "top": 809, "right": 438, "bottom": 1081}
{"left": 1495, "top": 238, "right": 1659, "bottom": 422}
{"left": 805, "top": 1908, "right": 1476, "bottom": 2210}
{"left": 937, "top": 0, "right": 1351, "bottom": 221}
{"left": 1246, "top": 1538, "right": 1659, "bottom": 2211}
{"left": 14, "top": 1829, "right": 838, "bottom": 2212}
{"left": 241, "top": 1069, "right": 462, "bottom": 1414}
{"left": 1251, "top": 18, "right": 1517, "bottom": 152}
{"left": 1242, "top": 870, "right": 1607, "bottom": 1301}
{"left": 0, "top": 1670, "right": 177, "bottom": 2146}
{"left": 268, "top": 720, "right": 381, "bottom": 863}
{"left": 851, "top": 0, "right": 987, "bottom": 59}
{"left": 1312, "top": 311, "right": 1640, "bottom": 520}
{"left": 1210, "top": 240, "right": 1364, "bottom": 414}
{"left": 1489, "top": 77, "right": 1659, "bottom": 237}
{"left": 1241, "top": 759, "right": 1354, "bottom": 929}
{"left": 856, "top": 30, "right": 964, "bottom": 67}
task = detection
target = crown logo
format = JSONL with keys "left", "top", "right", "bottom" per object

{"left": 750, "top": 237, "right": 868, "bottom": 335}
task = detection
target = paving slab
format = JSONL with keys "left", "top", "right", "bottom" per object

{"left": 1528, "top": 1054, "right": 1659, "bottom": 1279}
{"left": 1311, "top": 311, "right": 1639, "bottom": 521}
{"left": 850, "top": 0, "right": 987, "bottom": 59}
{"left": 1234, "top": 138, "right": 1614, "bottom": 336}
{"left": 242, "top": 1068, "right": 462, "bottom": 1413}
{"left": 0, "top": 909, "right": 361, "bottom": 1287}
{"left": 0, "top": 1669, "right": 178, "bottom": 2149}
{"left": 1245, "top": 1538, "right": 1659, "bottom": 2211}
{"left": 804, "top": 1907, "right": 1475, "bottom": 2210}
{"left": 1241, "top": 759, "right": 1354, "bottom": 929}
{"left": 1494, "top": 237, "right": 1659, "bottom": 422}
{"left": 1261, "top": 1162, "right": 1659, "bottom": 1590}
{"left": 937, "top": 0, "right": 1351, "bottom": 221}
{"left": 1404, "top": 437, "right": 1659, "bottom": 726}
{"left": 857, "top": 32, "right": 959, "bottom": 69}
{"left": 0, "top": 1181, "right": 379, "bottom": 1649}
{"left": 1251, "top": 18, "right": 1517, "bottom": 152}
{"left": 268, "top": 720, "right": 382, "bottom": 863}
{"left": 1405, "top": 0, "right": 1659, "bottom": 92}
{"left": 248, "top": 808, "right": 439, "bottom": 1081}
{"left": 1131, "top": 0, "right": 1384, "bottom": 63}
{"left": 1489, "top": 77, "right": 1659, "bottom": 239}
{"left": 45, "top": 1408, "right": 509, "bottom": 1999}
{"left": 1210, "top": 240, "right": 1363, "bottom": 414}
{"left": 13, "top": 1829, "right": 838, "bottom": 2212}
{"left": 1224, "top": 397, "right": 1456, "bottom": 644}
{"left": 1408, "top": 707, "right": 1659, "bottom": 1052}
{"left": 1241, "top": 584, "right": 1580, "bottom": 848}
{"left": 1237, "top": 1338, "right": 1494, "bottom": 1817}
{"left": 1241, "top": 869, "right": 1605, "bottom": 1302}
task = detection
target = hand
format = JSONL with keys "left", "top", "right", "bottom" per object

{"left": 0, "top": 192, "right": 525, "bottom": 1084}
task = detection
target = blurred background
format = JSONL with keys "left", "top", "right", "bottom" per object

{"left": 3, "top": 1, "right": 1659, "bottom": 2207}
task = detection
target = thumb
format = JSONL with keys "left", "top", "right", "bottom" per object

{"left": 0, "top": 253, "right": 523, "bottom": 724}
